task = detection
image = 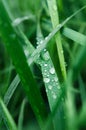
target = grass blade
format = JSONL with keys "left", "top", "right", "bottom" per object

{"left": 47, "top": 0, "right": 66, "bottom": 80}
{"left": 18, "top": 99, "right": 27, "bottom": 130}
{"left": 4, "top": 75, "right": 20, "bottom": 106}
{"left": 0, "top": 1, "right": 47, "bottom": 129}
{"left": 0, "top": 98, "right": 18, "bottom": 130}
{"left": 63, "top": 27, "right": 86, "bottom": 46}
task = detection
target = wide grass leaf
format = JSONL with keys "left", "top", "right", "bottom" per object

{"left": 0, "top": 1, "right": 47, "bottom": 129}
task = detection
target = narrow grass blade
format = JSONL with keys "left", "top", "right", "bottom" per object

{"left": 0, "top": 98, "right": 18, "bottom": 130}
{"left": 47, "top": 0, "right": 66, "bottom": 80}
{"left": 18, "top": 99, "right": 27, "bottom": 130}
{"left": 4, "top": 75, "right": 20, "bottom": 106}
{"left": 63, "top": 27, "right": 86, "bottom": 46}
{"left": 0, "top": 1, "right": 47, "bottom": 129}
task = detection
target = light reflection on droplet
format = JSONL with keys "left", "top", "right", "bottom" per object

{"left": 52, "top": 93, "right": 57, "bottom": 99}
{"left": 44, "top": 64, "right": 48, "bottom": 67}
{"left": 44, "top": 78, "right": 50, "bottom": 83}
{"left": 57, "top": 86, "right": 60, "bottom": 89}
{"left": 41, "top": 51, "right": 50, "bottom": 61}
{"left": 49, "top": 67, "right": 55, "bottom": 74}
{"left": 48, "top": 85, "right": 53, "bottom": 90}
{"left": 54, "top": 77, "right": 58, "bottom": 82}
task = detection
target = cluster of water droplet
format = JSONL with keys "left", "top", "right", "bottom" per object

{"left": 36, "top": 47, "right": 61, "bottom": 107}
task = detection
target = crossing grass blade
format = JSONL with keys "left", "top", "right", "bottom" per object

{"left": 36, "top": 22, "right": 62, "bottom": 130}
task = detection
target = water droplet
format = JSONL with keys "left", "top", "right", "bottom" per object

{"left": 37, "top": 41, "right": 39, "bottom": 45}
{"left": 44, "top": 69, "right": 47, "bottom": 72}
{"left": 54, "top": 77, "right": 58, "bottom": 82}
{"left": 41, "top": 51, "right": 50, "bottom": 61}
{"left": 36, "top": 45, "right": 39, "bottom": 48}
{"left": 44, "top": 78, "right": 50, "bottom": 83}
{"left": 24, "top": 49, "right": 29, "bottom": 56}
{"left": 52, "top": 79, "right": 54, "bottom": 82}
{"left": 48, "top": 85, "right": 53, "bottom": 90}
{"left": 44, "top": 48, "right": 47, "bottom": 52}
{"left": 40, "top": 40, "right": 43, "bottom": 44}
{"left": 57, "top": 86, "right": 60, "bottom": 89}
{"left": 52, "top": 93, "right": 57, "bottom": 99}
{"left": 48, "top": 33, "right": 52, "bottom": 37}
{"left": 49, "top": 67, "right": 55, "bottom": 74}
{"left": 53, "top": 5, "right": 57, "bottom": 11}
{"left": 46, "top": 88, "right": 48, "bottom": 93}
{"left": 45, "top": 36, "right": 48, "bottom": 40}
{"left": 44, "top": 72, "right": 49, "bottom": 77}
{"left": 44, "top": 64, "right": 48, "bottom": 67}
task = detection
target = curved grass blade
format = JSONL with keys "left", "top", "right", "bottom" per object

{"left": 0, "top": 98, "right": 18, "bottom": 130}
{"left": 4, "top": 75, "right": 20, "bottom": 106}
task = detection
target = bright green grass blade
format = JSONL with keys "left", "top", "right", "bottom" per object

{"left": 47, "top": 0, "right": 66, "bottom": 80}
{"left": 36, "top": 22, "right": 61, "bottom": 109}
{"left": 0, "top": 1, "right": 47, "bottom": 129}
{"left": 36, "top": 22, "right": 63, "bottom": 130}
{"left": 63, "top": 27, "right": 86, "bottom": 45}
{"left": 18, "top": 99, "right": 27, "bottom": 130}
{"left": 0, "top": 98, "right": 18, "bottom": 130}
{"left": 38, "top": 55, "right": 63, "bottom": 130}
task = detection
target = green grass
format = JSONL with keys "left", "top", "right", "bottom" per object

{"left": 0, "top": 0, "right": 86, "bottom": 130}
